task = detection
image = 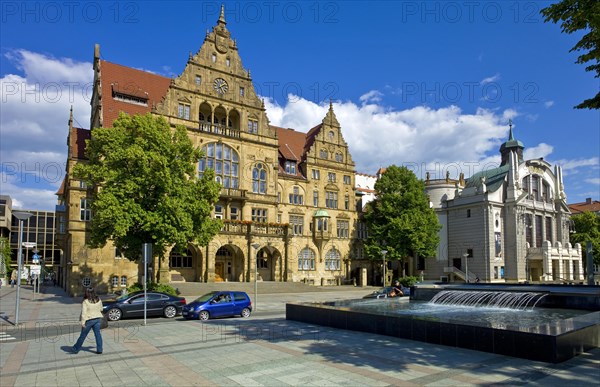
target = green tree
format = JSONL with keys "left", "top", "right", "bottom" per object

{"left": 363, "top": 165, "right": 441, "bottom": 276}
{"left": 570, "top": 211, "right": 600, "bottom": 265}
{"left": 0, "top": 237, "right": 12, "bottom": 278}
{"left": 74, "top": 113, "right": 222, "bottom": 261}
{"left": 541, "top": 0, "right": 600, "bottom": 109}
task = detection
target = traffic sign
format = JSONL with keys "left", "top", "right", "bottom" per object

{"left": 22, "top": 242, "right": 36, "bottom": 248}
{"left": 32, "top": 253, "right": 40, "bottom": 264}
{"left": 30, "top": 265, "right": 41, "bottom": 275}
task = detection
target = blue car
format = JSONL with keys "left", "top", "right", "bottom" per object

{"left": 182, "top": 291, "right": 252, "bottom": 321}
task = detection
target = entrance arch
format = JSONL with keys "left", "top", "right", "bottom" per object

{"left": 215, "top": 245, "right": 244, "bottom": 282}
{"left": 254, "top": 246, "right": 282, "bottom": 281}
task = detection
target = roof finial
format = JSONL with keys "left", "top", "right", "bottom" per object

{"left": 329, "top": 99, "right": 333, "bottom": 110}
{"left": 508, "top": 119, "right": 514, "bottom": 140}
{"left": 69, "top": 105, "right": 73, "bottom": 126}
{"left": 218, "top": 4, "right": 227, "bottom": 25}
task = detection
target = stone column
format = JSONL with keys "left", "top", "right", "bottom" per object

{"left": 542, "top": 251, "right": 551, "bottom": 281}
{"left": 206, "top": 244, "right": 216, "bottom": 282}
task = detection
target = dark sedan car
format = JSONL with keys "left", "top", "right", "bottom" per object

{"left": 182, "top": 291, "right": 252, "bottom": 321}
{"left": 103, "top": 291, "right": 187, "bottom": 321}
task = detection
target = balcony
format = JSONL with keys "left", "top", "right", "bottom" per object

{"left": 199, "top": 122, "right": 240, "bottom": 138}
{"left": 220, "top": 220, "right": 288, "bottom": 237}
{"left": 220, "top": 188, "right": 247, "bottom": 200}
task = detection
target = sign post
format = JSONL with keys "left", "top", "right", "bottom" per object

{"left": 142, "top": 243, "right": 152, "bottom": 326}
{"left": 31, "top": 265, "right": 41, "bottom": 300}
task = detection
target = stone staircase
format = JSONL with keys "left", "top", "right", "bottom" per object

{"left": 170, "top": 281, "right": 358, "bottom": 297}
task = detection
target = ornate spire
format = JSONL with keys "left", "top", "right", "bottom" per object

{"left": 322, "top": 100, "right": 340, "bottom": 127}
{"left": 499, "top": 119, "right": 524, "bottom": 166}
{"left": 218, "top": 4, "right": 227, "bottom": 25}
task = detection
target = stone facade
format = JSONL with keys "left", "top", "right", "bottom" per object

{"left": 57, "top": 8, "right": 357, "bottom": 295}
{"left": 424, "top": 127, "right": 583, "bottom": 283}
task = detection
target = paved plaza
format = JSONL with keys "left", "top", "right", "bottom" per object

{"left": 1, "top": 284, "right": 598, "bottom": 386}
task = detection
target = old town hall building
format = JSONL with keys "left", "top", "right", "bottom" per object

{"left": 57, "top": 9, "right": 357, "bottom": 294}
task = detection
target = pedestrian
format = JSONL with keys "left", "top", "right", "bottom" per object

{"left": 72, "top": 287, "right": 104, "bottom": 354}
{"left": 11, "top": 270, "right": 17, "bottom": 287}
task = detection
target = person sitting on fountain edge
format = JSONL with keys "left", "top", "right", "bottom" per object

{"left": 389, "top": 281, "right": 404, "bottom": 297}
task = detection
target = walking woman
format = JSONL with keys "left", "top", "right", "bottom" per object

{"left": 72, "top": 287, "right": 104, "bottom": 354}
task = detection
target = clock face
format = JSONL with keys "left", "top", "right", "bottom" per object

{"left": 213, "top": 78, "right": 228, "bottom": 95}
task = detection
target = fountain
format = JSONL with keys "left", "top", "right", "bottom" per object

{"left": 286, "top": 284, "right": 600, "bottom": 363}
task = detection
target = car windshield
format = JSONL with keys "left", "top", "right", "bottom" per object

{"left": 116, "top": 294, "right": 129, "bottom": 301}
{"left": 195, "top": 292, "right": 219, "bottom": 303}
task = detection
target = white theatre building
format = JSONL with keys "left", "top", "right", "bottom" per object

{"left": 424, "top": 126, "right": 583, "bottom": 283}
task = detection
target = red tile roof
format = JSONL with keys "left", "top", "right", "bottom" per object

{"left": 99, "top": 60, "right": 171, "bottom": 127}
{"left": 274, "top": 126, "right": 307, "bottom": 178}
{"left": 568, "top": 198, "right": 600, "bottom": 214}
{"left": 55, "top": 177, "right": 65, "bottom": 196}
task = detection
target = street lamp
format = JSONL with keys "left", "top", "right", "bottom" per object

{"left": 381, "top": 250, "right": 388, "bottom": 287}
{"left": 13, "top": 211, "right": 32, "bottom": 325}
{"left": 251, "top": 243, "right": 260, "bottom": 311}
{"left": 463, "top": 252, "right": 469, "bottom": 283}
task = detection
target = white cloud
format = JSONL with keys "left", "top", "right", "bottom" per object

{"left": 264, "top": 95, "right": 515, "bottom": 179}
{"left": 585, "top": 178, "right": 600, "bottom": 185}
{"left": 1, "top": 50, "right": 92, "bottom": 210}
{"left": 556, "top": 157, "right": 600, "bottom": 173}
{"left": 480, "top": 73, "right": 500, "bottom": 85}
{"left": 544, "top": 100, "right": 554, "bottom": 108}
{"left": 359, "top": 90, "right": 384, "bottom": 104}
{"left": 524, "top": 143, "right": 554, "bottom": 160}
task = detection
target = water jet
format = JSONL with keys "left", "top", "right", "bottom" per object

{"left": 286, "top": 284, "right": 599, "bottom": 363}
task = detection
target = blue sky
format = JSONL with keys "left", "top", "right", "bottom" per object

{"left": 1, "top": 1, "right": 598, "bottom": 210}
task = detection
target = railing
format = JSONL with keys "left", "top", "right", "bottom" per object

{"left": 199, "top": 122, "right": 240, "bottom": 138}
{"left": 444, "top": 266, "right": 476, "bottom": 282}
{"left": 220, "top": 220, "right": 288, "bottom": 236}
{"left": 220, "top": 188, "right": 247, "bottom": 199}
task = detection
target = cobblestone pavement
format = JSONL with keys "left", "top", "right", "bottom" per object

{"left": 1, "top": 285, "right": 598, "bottom": 386}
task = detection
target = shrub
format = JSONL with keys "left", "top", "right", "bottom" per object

{"left": 397, "top": 276, "right": 419, "bottom": 287}
{"left": 127, "top": 282, "right": 177, "bottom": 295}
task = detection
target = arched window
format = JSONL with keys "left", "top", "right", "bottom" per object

{"left": 199, "top": 143, "right": 239, "bottom": 188}
{"left": 335, "top": 152, "right": 343, "bottom": 162}
{"left": 320, "top": 149, "right": 328, "bottom": 159}
{"left": 325, "top": 248, "right": 341, "bottom": 271}
{"left": 252, "top": 163, "right": 267, "bottom": 194}
{"left": 169, "top": 249, "right": 192, "bottom": 268}
{"left": 298, "top": 248, "right": 315, "bottom": 271}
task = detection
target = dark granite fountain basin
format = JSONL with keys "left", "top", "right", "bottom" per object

{"left": 286, "top": 284, "right": 600, "bottom": 363}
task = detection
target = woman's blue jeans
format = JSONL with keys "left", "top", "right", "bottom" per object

{"left": 73, "top": 318, "right": 103, "bottom": 353}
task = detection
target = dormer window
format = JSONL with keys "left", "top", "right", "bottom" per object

{"left": 285, "top": 161, "right": 296, "bottom": 175}
{"left": 112, "top": 91, "right": 148, "bottom": 106}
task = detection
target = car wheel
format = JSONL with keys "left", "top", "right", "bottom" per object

{"left": 241, "top": 308, "right": 251, "bottom": 318}
{"left": 199, "top": 310, "right": 210, "bottom": 321}
{"left": 106, "top": 308, "right": 122, "bottom": 321}
{"left": 163, "top": 305, "right": 177, "bottom": 318}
